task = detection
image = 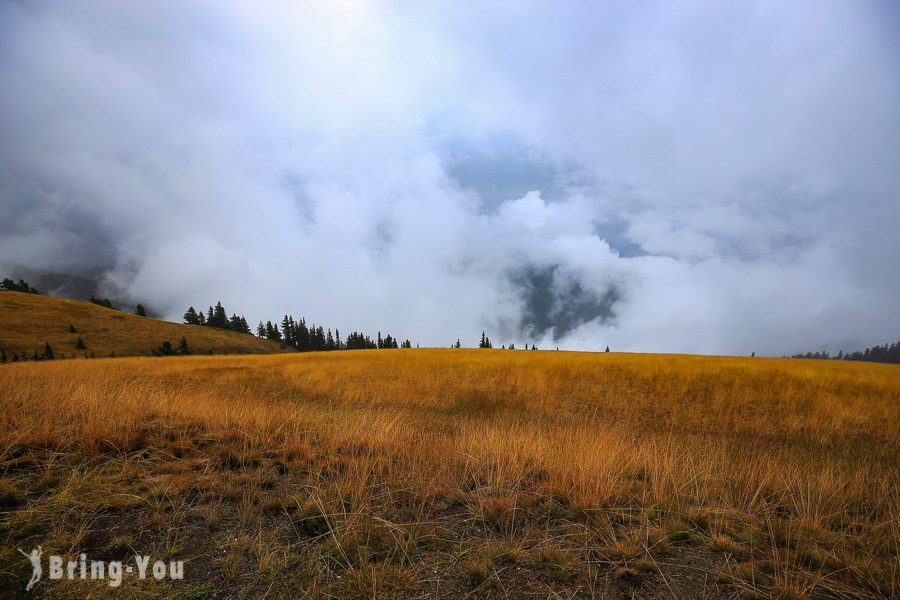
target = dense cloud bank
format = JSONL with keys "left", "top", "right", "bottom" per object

{"left": 1, "top": 1, "right": 898, "bottom": 355}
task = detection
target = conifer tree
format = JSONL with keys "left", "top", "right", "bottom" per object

{"left": 75, "top": 337, "right": 86, "bottom": 350}
{"left": 43, "top": 342, "right": 54, "bottom": 360}
{"left": 478, "top": 331, "right": 492, "bottom": 349}
{"left": 183, "top": 306, "right": 200, "bottom": 325}
{"left": 177, "top": 337, "right": 190, "bottom": 355}
{"left": 135, "top": 304, "right": 147, "bottom": 317}
{"left": 282, "top": 316, "right": 294, "bottom": 346}
{"left": 69, "top": 324, "right": 77, "bottom": 333}
{"left": 213, "top": 302, "right": 228, "bottom": 328}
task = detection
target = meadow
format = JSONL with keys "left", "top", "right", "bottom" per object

{"left": 0, "top": 349, "right": 897, "bottom": 598}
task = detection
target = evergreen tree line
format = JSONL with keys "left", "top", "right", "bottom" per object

{"left": 0, "top": 278, "right": 39, "bottom": 294}
{"left": 1, "top": 343, "right": 55, "bottom": 362}
{"left": 183, "top": 301, "right": 252, "bottom": 334}
{"left": 183, "top": 302, "right": 412, "bottom": 352}
{"left": 257, "top": 314, "right": 410, "bottom": 352}
{"left": 790, "top": 339, "right": 900, "bottom": 365}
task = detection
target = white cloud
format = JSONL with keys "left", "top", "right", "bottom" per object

{"left": 1, "top": 0, "right": 898, "bottom": 355}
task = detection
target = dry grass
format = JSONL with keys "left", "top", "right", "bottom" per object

{"left": 0, "top": 349, "right": 897, "bottom": 597}
{"left": 0, "top": 291, "right": 287, "bottom": 358}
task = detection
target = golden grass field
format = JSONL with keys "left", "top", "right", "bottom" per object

{"left": 0, "top": 348, "right": 897, "bottom": 599}
{"left": 0, "top": 291, "right": 286, "bottom": 358}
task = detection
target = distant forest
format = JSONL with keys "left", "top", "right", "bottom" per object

{"left": 183, "top": 302, "right": 411, "bottom": 351}
{"left": 790, "top": 340, "right": 900, "bottom": 365}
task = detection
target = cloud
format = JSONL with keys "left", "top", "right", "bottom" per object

{"left": 1, "top": 0, "right": 898, "bottom": 355}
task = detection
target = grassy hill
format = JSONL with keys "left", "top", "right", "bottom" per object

{"left": 0, "top": 291, "right": 288, "bottom": 358}
{"left": 0, "top": 350, "right": 897, "bottom": 598}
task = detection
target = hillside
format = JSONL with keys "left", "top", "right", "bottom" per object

{"left": 0, "top": 350, "right": 897, "bottom": 598}
{"left": 0, "top": 291, "right": 288, "bottom": 358}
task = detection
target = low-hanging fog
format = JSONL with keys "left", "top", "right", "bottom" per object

{"left": 2, "top": 1, "right": 899, "bottom": 355}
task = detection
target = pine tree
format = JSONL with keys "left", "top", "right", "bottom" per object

{"left": 75, "top": 337, "right": 86, "bottom": 350}
{"left": 135, "top": 304, "right": 147, "bottom": 317}
{"left": 177, "top": 337, "right": 190, "bottom": 355}
{"left": 198, "top": 310, "right": 206, "bottom": 325}
{"left": 155, "top": 341, "right": 174, "bottom": 356}
{"left": 282, "top": 316, "right": 294, "bottom": 346}
{"left": 478, "top": 331, "right": 492, "bottom": 349}
{"left": 212, "top": 302, "right": 228, "bottom": 328}
{"left": 69, "top": 324, "right": 77, "bottom": 333}
{"left": 43, "top": 342, "right": 54, "bottom": 360}
{"left": 183, "top": 306, "right": 200, "bottom": 325}
{"left": 257, "top": 321, "right": 266, "bottom": 337}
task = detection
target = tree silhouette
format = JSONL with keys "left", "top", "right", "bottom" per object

{"left": 479, "top": 331, "right": 493, "bottom": 349}
{"left": 1, "top": 278, "right": 39, "bottom": 293}
{"left": 183, "top": 306, "right": 199, "bottom": 324}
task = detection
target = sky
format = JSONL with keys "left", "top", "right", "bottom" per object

{"left": 1, "top": 1, "right": 899, "bottom": 355}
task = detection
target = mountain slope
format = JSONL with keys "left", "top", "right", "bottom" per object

{"left": 0, "top": 291, "right": 288, "bottom": 358}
